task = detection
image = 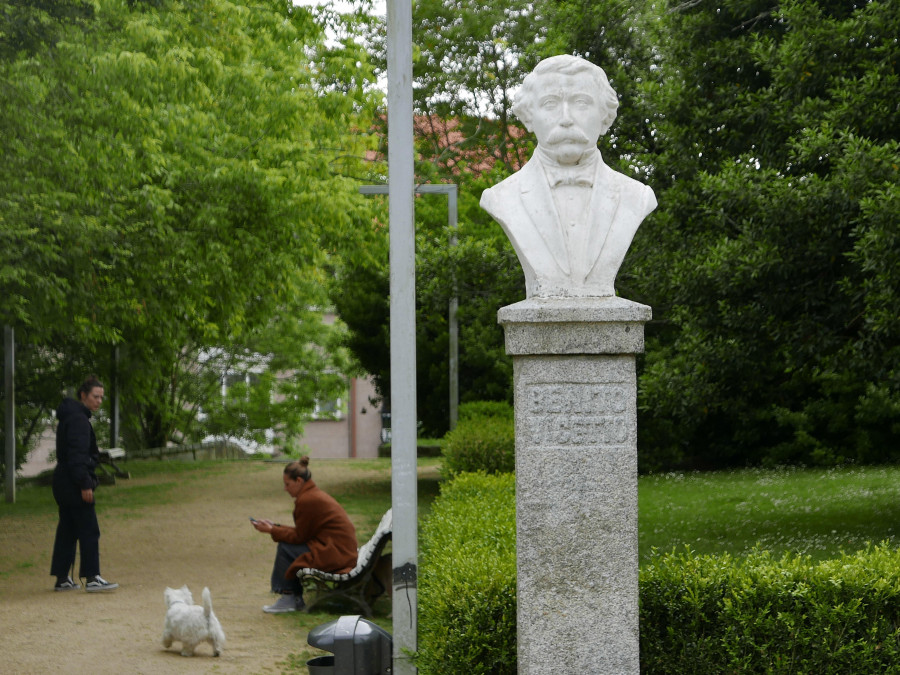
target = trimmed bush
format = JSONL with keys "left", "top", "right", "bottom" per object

{"left": 441, "top": 415, "right": 515, "bottom": 477}
{"left": 458, "top": 400, "right": 514, "bottom": 421}
{"left": 416, "top": 472, "right": 517, "bottom": 675}
{"left": 640, "top": 544, "right": 900, "bottom": 673}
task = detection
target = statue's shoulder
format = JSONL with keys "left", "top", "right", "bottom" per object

{"left": 481, "top": 161, "right": 535, "bottom": 208}
{"left": 601, "top": 162, "right": 649, "bottom": 191}
{"left": 601, "top": 162, "right": 657, "bottom": 214}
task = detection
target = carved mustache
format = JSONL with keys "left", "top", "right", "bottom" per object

{"left": 546, "top": 129, "right": 591, "bottom": 145}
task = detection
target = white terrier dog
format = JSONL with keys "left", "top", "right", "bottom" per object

{"left": 162, "top": 585, "right": 226, "bottom": 657}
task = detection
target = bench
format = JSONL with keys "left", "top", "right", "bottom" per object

{"left": 97, "top": 447, "right": 130, "bottom": 484}
{"left": 297, "top": 508, "right": 392, "bottom": 617}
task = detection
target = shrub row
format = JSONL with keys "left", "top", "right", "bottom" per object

{"left": 441, "top": 401, "right": 514, "bottom": 477}
{"left": 417, "top": 472, "right": 900, "bottom": 673}
{"left": 416, "top": 472, "right": 517, "bottom": 675}
{"left": 641, "top": 544, "right": 900, "bottom": 673}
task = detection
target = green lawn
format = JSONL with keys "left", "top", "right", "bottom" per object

{"left": 639, "top": 464, "right": 900, "bottom": 563}
{"left": 9, "top": 456, "right": 898, "bottom": 568}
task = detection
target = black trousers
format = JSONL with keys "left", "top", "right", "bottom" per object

{"left": 50, "top": 481, "right": 101, "bottom": 580}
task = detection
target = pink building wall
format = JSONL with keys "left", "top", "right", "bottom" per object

{"left": 298, "top": 376, "right": 384, "bottom": 459}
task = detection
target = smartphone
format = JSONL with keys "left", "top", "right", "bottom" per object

{"left": 249, "top": 517, "right": 258, "bottom": 523}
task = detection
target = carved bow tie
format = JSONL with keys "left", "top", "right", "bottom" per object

{"left": 544, "top": 165, "right": 595, "bottom": 188}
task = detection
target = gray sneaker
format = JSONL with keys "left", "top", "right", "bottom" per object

{"left": 54, "top": 577, "right": 81, "bottom": 591}
{"left": 263, "top": 593, "right": 304, "bottom": 614}
{"left": 85, "top": 575, "right": 119, "bottom": 592}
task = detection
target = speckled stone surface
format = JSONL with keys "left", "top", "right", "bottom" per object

{"left": 499, "top": 297, "right": 649, "bottom": 674}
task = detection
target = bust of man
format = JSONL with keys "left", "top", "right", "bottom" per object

{"left": 480, "top": 55, "right": 657, "bottom": 298}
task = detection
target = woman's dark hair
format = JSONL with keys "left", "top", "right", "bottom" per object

{"left": 284, "top": 456, "right": 311, "bottom": 481}
{"left": 77, "top": 375, "right": 104, "bottom": 398}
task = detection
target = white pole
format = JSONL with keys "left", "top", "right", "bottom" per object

{"left": 386, "top": 0, "right": 418, "bottom": 671}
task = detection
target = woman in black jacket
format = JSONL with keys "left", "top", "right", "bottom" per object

{"left": 50, "top": 376, "right": 118, "bottom": 592}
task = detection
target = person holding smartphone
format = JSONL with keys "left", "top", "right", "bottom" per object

{"left": 251, "top": 456, "right": 357, "bottom": 613}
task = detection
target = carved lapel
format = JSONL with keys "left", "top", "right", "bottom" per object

{"left": 585, "top": 162, "right": 621, "bottom": 277}
{"left": 519, "top": 162, "right": 571, "bottom": 276}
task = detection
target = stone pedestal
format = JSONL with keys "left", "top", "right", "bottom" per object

{"left": 498, "top": 296, "right": 650, "bottom": 675}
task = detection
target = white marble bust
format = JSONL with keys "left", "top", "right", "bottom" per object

{"left": 481, "top": 55, "right": 657, "bottom": 298}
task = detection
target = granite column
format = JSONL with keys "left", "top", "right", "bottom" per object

{"left": 498, "top": 296, "right": 650, "bottom": 674}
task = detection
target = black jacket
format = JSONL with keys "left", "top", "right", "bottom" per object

{"left": 54, "top": 397, "right": 100, "bottom": 491}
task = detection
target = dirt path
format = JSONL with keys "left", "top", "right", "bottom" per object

{"left": 1, "top": 460, "right": 389, "bottom": 675}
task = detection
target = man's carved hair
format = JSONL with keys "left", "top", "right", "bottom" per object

{"left": 513, "top": 55, "right": 619, "bottom": 135}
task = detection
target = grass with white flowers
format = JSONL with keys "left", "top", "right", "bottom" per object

{"left": 639, "top": 464, "right": 900, "bottom": 563}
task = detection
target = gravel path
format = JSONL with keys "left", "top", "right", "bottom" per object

{"left": 1, "top": 461, "right": 344, "bottom": 674}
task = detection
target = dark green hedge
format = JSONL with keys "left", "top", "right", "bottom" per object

{"left": 416, "top": 472, "right": 517, "bottom": 675}
{"left": 641, "top": 545, "right": 900, "bottom": 673}
{"left": 441, "top": 414, "right": 514, "bottom": 477}
{"left": 458, "top": 400, "right": 514, "bottom": 421}
{"left": 417, "top": 473, "right": 900, "bottom": 673}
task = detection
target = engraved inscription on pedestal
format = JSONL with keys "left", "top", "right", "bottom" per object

{"left": 519, "top": 382, "right": 630, "bottom": 448}
{"left": 525, "top": 414, "right": 627, "bottom": 446}
{"left": 514, "top": 362, "right": 640, "bottom": 674}
{"left": 527, "top": 383, "right": 627, "bottom": 414}
{"left": 523, "top": 383, "right": 628, "bottom": 447}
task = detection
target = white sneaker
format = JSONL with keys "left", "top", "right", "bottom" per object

{"left": 85, "top": 575, "right": 119, "bottom": 592}
{"left": 263, "top": 593, "right": 304, "bottom": 613}
{"left": 54, "top": 577, "right": 81, "bottom": 591}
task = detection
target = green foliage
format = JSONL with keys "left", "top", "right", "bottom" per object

{"left": 458, "top": 399, "right": 514, "bottom": 422}
{"left": 441, "top": 414, "right": 515, "bottom": 477}
{"left": 416, "top": 472, "right": 517, "bottom": 675}
{"left": 542, "top": 0, "right": 661, "bottom": 178}
{"left": 185, "top": 312, "right": 354, "bottom": 451}
{"left": 328, "top": 173, "right": 523, "bottom": 436}
{"left": 546, "top": 0, "right": 900, "bottom": 470}
{"left": 0, "top": 0, "right": 95, "bottom": 60}
{"left": 618, "top": 0, "right": 900, "bottom": 469}
{"left": 330, "top": 0, "right": 551, "bottom": 436}
{"left": 414, "top": 194, "right": 523, "bottom": 434}
{"left": 0, "top": 329, "right": 98, "bottom": 479}
{"left": 329, "top": 0, "right": 900, "bottom": 469}
{"left": 406, "top": 0, "right": 550, "bottom": 172}
{"left": 1, "top": 0, "right": 381, "bottom": 451}
{"left": 400, "top": 0, "right": 553, "bottom": 432}
{"left": 640, "top": 544, "right": 900, "bottom": 673}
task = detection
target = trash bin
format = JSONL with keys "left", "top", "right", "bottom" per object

{"left": 306, "top": 615, "right": 392, "bottom": 675}
{"left": 306, "top": 655, "right": 336, "bottom": 674}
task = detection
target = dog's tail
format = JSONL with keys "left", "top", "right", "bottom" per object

{"left": 202, "top": 587, "right": 213, "bottom": 618}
